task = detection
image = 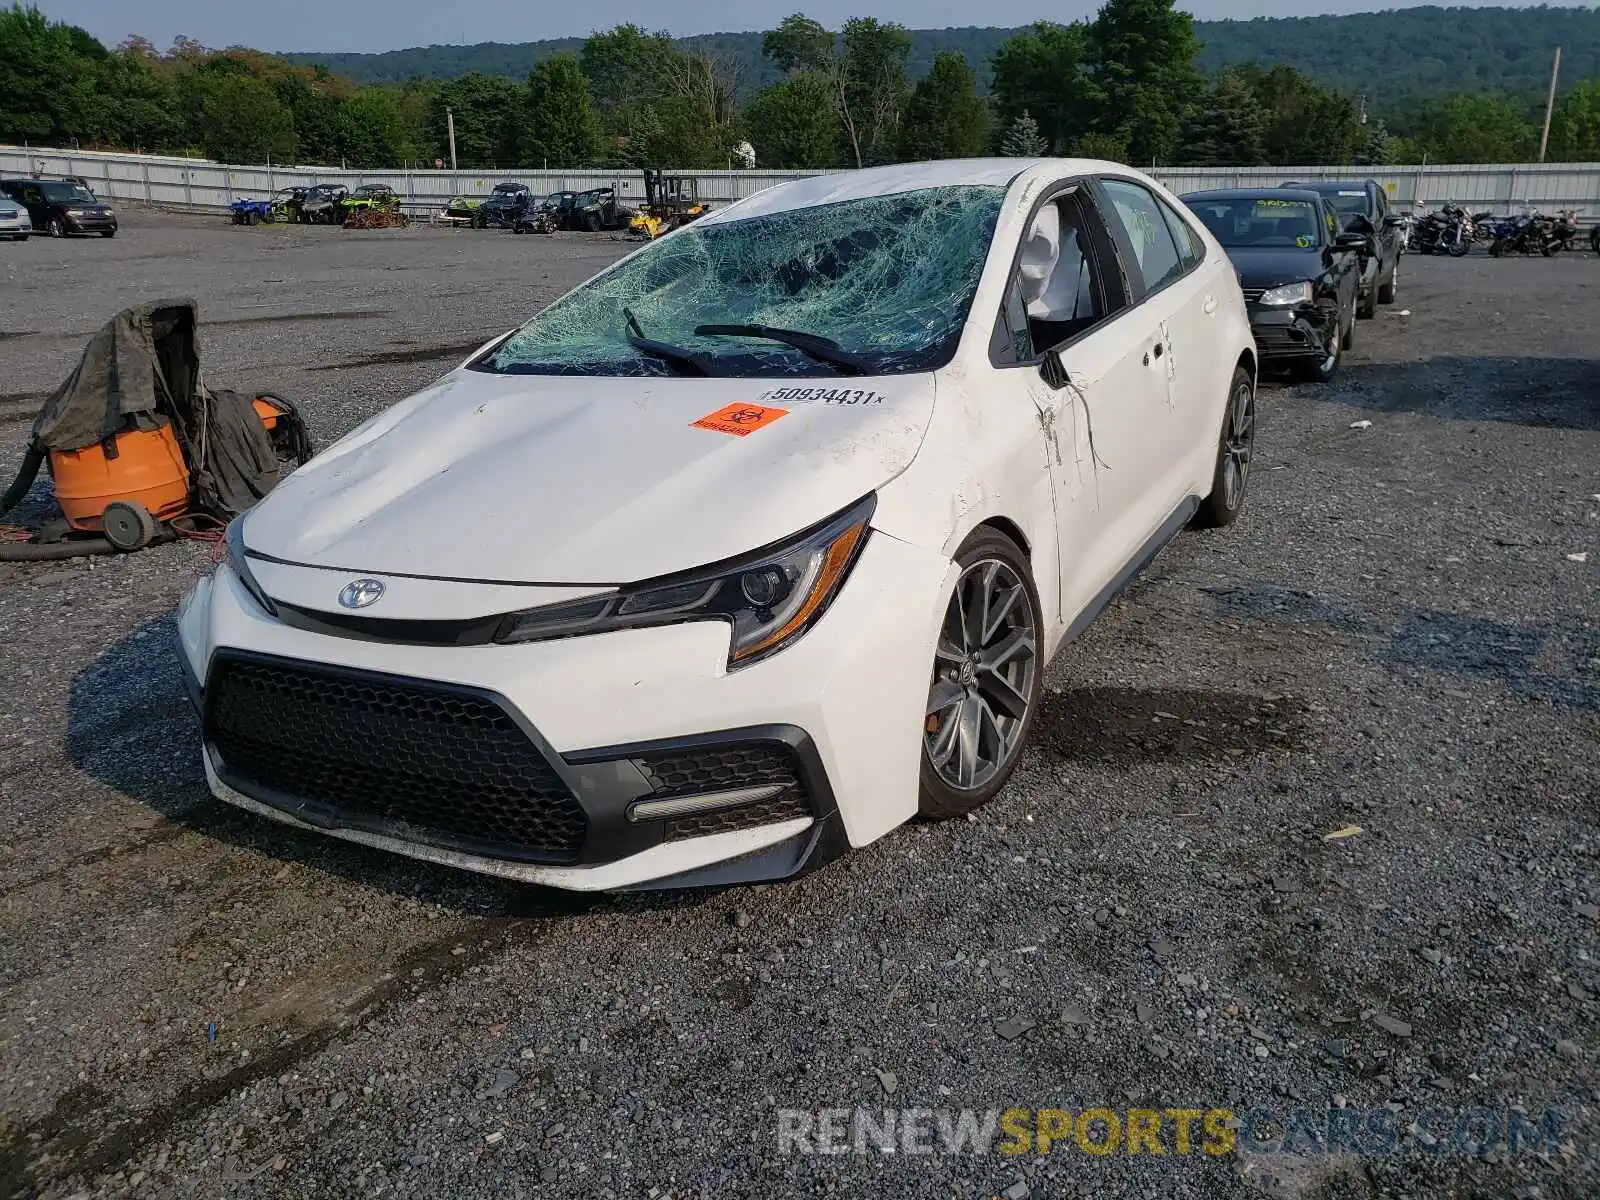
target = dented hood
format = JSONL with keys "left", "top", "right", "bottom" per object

{"left": 242, "top": 369, "right": 935, "bottom": 584}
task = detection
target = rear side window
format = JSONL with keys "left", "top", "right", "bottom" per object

{"left": 1158, "top": 199, "right": 1204, "bottom": 270}
{"left": 1100, "top": 179, "right": 1184, "bottom": 294}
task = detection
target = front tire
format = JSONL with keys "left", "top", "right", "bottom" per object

{"left": 48, "top": 217, "right": 65, "bottom": 237}
{"left": 1293, "top": 318, "right": 1343, "bottom": 384}
{"left": 918, "top": 531, "right": 1043, "bottom": 820}
{"left": 1194, "top": 365, "right": 1256, "bottom": 530}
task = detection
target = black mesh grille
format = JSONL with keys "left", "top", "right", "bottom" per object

{"left": 206, "top": 656, "right": 587, "bottom": 862}
{"left": 634, "top": 744, "right": 813, "bottom": 842}
{"left": 1242, "top": 288, "right": 1265, "bottom": 303}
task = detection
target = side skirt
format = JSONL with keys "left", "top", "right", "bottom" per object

{"left": 1059, "top": 495, "right": 1200, "bottom": 650}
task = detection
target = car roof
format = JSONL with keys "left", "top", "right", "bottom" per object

{"left": 1283, "top": 179, "right": 1376, "bottom": 191}
{"left": 1183, "top": 187, "right": 1327, "bottom": 204}
{"left": 700, "top": 157, "right": 1139, "bottom": 226}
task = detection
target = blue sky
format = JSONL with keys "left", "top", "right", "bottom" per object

{"left": 35, "top": 0, "right": 1594, "bottom": 56}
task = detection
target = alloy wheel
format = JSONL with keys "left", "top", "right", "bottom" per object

{"left": 1221, "top": 378, "right": 1255, "bottom": 511}
{"left": 924, "top": 559, "right": 1038, "bottom": 791}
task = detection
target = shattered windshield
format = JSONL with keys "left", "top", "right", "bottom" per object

{"left": 478, "top": 185, "right": 1005, "bottom": 378}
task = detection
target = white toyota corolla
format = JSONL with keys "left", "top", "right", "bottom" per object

{"left": 177, "top": 159, "right": 1257, "bottom": 891}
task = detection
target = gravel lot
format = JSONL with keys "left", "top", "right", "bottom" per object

{"left": 0, "top": 210, "right": 1596, "bottom": 1200}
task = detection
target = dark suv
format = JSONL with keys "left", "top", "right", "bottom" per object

{"left": 1280, "top": 179, "right": 1402, "bottom": 318}
{"left": 0, "top": 176, "right": 118, "bottom": 238}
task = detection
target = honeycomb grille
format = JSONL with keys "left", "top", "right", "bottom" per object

{"left": 206, "top": 657, "right": 587, "bottom": 861}
{"left": 634, "top": 744, "right": 813, "bottom": 842}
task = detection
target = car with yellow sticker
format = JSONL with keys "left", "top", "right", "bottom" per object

{"left": 1183, "top": 188, "right": 1363, "bottom": 383}
{"left": 179, "top": 159, "right": 1258, "bottom": 891}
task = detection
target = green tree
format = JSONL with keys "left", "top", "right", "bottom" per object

{"left": 180, "top": 63, "right": 296, "bottom": 163}
{"left": 1412, "top": 92, "right": 1535, "bottom": 163}
{"left": 762, "top": 13, "right": 833, "bottom": 74}
{"left": 1355, "top": 117, "right": 1398, "bottom": 166}
{"left": 1546, "top": 78, "right": 1600, "bottom": 162}
{"left": 1075, "top": 130, "right": 1129, "bottom": 161}
{"left": 1233, "top": 63, "right": 1359, "bottom": 166}
{"left": 0, "top": 4, "right": 98, "bottom": 141}
{"left": 989, "top": 22, "right": 1089, "bottom": 156}
{"left": 335, "top": 87, "right": 413, "bottom": 167}
{"left": 427, "top": 71, "right": 522, "bottom": 166}
{"left": 1000, "top": 111, "right": 1048, "bottom": 156}
{"left": 1087, "top": 0, "right": 1204, "bottom": 165}
{"left": 898, "top": 51, "right": 988, "bottom": 161}
{"left": 518, "top": 54, "right": 600, "bottom": 167}
{"left": 273, "top": 69, "right": 345, "bottom": 164}
{"left": 1176, "top": 71, "right": 1267, "bottom": 166}
{"left": 840, "top": 17, "right": 911, "bottom": 165}
{"left": 744, "top": 72, "right": 840, "bottom": 167}
{"left": 93, "top": 44, "right": 180, "bottom": 151}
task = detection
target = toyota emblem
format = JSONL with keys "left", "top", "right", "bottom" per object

{"left": 338, "top": 578, "right": 386, "bottom": 609}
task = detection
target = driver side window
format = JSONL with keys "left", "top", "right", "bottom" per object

{"left": 993, "top": 189, "right": 1127, "bottom": 366}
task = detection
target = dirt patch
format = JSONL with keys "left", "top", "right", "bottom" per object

{"left": 209, "top": 310, "right": 390, "bottom": 328}
{"left": 309, "top": 337, "right": 487, "bottom": 371}
{"left": 1032, "top": 686, "right": 1312, "bottom": 765}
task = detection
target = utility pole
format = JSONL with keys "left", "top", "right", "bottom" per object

{"left": 1538, "top": 47, "right": 1562, "bottom": 163}
{"left": 446, "top": 107, "right": 458, "bottom": 172}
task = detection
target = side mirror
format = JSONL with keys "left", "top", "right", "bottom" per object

{"left": 1382, "top": 214, "right": 1403, "bottom": 227}
{"left": 1334, "top": 232, "right": 1370, "bottom": 253}
{"left": 1040, "top": 347, "right": 1069, "bottom": 391}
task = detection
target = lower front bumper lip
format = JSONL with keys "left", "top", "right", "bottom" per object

{"left": 204, "top": 750, "right": 844, "bottom": 891}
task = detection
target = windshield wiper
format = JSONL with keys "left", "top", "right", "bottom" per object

{"left": 623, "top": 307, "right": 715, "bottom": 377}
{"left": 693, "top": 324, "right": 869, "bottom": 376}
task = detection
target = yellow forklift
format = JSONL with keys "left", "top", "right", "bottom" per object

{"left": 629, "top": 169, "right": 711, "bottom": 240}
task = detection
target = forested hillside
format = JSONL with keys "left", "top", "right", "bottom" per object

{"left": 285, "top": 6, "right": 1600, "bottom": 114}
{"left": 4, "top": 3, "right": 1596, "bottom": 171}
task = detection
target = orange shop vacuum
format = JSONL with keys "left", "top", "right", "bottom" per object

{"left": 1, "top": 301, "right": 313, "bottom": 561}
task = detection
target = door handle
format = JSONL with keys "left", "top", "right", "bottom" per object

{"left": 1143, "top": 343, "right": 1163, "bottom": 367}
{"left": 1203, "top": 295, "right": 1218, "bottom": 315}
{"left": 1153, "top": 342, "right": 1164, "bottom": 359}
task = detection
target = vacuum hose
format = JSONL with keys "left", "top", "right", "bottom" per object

{"left": 0, "top": 444, "right": 44, "bottom": 517}
{"left": 0, "top": 536, "right": 117, "bottom": 561}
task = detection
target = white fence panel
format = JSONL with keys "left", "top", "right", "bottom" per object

{"left": 5, "top": 145, "right": 1599, "bottom": 217}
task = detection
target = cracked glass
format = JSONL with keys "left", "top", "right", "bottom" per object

{"left": 478, "top": 185, "right": 1007, "bottom": 378}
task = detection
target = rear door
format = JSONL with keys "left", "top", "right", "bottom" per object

{"left": 1093, "top": 177, "right": 1216, "bottom": 519}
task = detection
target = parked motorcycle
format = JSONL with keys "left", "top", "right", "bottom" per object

{"left": 1544, "top": 210, "right": 1581, "bottom": 255}
{"left": 1414, "top": 203, "right": 1473, "bottom": 257}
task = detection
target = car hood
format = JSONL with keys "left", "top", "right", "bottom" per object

{"left": 1227, "top": 247, "right": 1326, "bottom": 290}
{"left": 242, "top": 368, "right": 936, "bottom": 585}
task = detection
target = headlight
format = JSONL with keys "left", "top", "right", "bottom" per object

{"left": 225, "top": 519, "right": 277, "bottom": 616}
{"left": 1257, "top": 281, "right": 1314, "bottom": 307}
{"left": 495, "top": 494, "right": 875, "bottom": 668}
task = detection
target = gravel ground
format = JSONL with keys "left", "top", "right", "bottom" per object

{"left": 0, "top": 210, "right": 1596, "bottom": 1200}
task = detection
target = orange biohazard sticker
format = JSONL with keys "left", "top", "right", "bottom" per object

{"left": 691, "top": 403, "right": 788, "bottom": 437}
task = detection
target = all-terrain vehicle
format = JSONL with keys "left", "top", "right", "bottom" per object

{"left": 475, "top": 182, "right": 532, "bottom": 229}
{"left": 298, "top": 185, "right": 348, "bottom": 225}
{"left": 340, "top": 184, "right": 401, "bottom": 219}
{"left": 565, "top": 187, "right": 633, "bottom": 232}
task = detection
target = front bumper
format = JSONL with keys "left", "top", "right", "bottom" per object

{"left": 1248, "top": 303, "right": 1335, "bottom": 362}
{"left": 64, "top": 212, "right": 117, "bottom": 233}
{"left": 176, "top": 531, "right": 952, "bottom": 890}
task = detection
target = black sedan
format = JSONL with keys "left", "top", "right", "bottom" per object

{"left": 1184, "top": 188, "right": 1364, "bottom": 383}
{"left": 1282, "top": 178, "right": 1405, "bottom": 318}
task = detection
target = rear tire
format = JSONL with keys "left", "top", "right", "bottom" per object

{"left": 1357, "top": 283, "right": 1377, "bottom": 320}
{"left": 1194, "top": 365, "right": 1256, "bottom": 530}
{"left": 918, "top": 529, "right": 1043, "bottom": 820}
{"left": 1377, "top": 260, "right": 1398, "bottom": 305}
